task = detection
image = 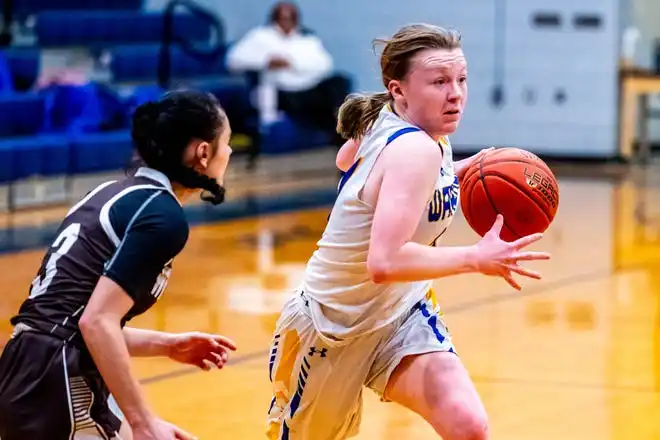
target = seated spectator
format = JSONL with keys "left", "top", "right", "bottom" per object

{"left": 227, "top": 2, "right": 348, "bottom": 146}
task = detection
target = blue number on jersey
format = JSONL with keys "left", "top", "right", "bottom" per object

{"left": 428, "top": 175, "right": 459, "bottom": 223}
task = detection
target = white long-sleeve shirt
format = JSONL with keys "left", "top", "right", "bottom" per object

{"left": 226, "top": 26, "right": 333, "bottom": 92}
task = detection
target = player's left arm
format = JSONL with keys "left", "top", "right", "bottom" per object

{"left": 103, "top": 192, "right": 236, "bottom": 363}
{"left": 123, "top": 327, "right": 236, "bottom": 370}
{"left": 122, "top": 327, "right": 174, "bottom": 357}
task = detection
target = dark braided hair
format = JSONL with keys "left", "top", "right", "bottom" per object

{"left": 131, "top": 90, "right": 226, "bottom": 205}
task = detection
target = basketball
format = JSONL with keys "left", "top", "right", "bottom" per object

{"left": 460, "top": 147, "right": 559, "bottom": 242}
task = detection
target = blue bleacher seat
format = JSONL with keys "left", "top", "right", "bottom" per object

{"left": 0, "top": 143, "right": 12, "bottom": 182}
{"left": 14, "top": 0, "right": 142, "bottom": 17}
{"left": 0, "top": 135, "right": 69, "bottom": 182}
{"left": 110, "top": 44, "right": 227, "bottom": 82}
{"left": 1, "top": 49, "right": 40, "bottom": 92}
{"left": 187, "top": 76, "right": 252, "bottom": 117}
{"left": 69, "top": 130, "right": 133, "bottom": 174}
{"left": 42, "top": 84, "right": 103, "bottom": 134}
{"left": 36, "top": 11, "right": 212, "bottom": 48}
{"left": 0, "top": 52, "right": 14, "bottom": 94}
{"left": 0, "top": 93, "right": 45, "bottom": 138}
{"left": 262, "top": 118, "right": 333, "bottom": 155}
{"left": 41, "top": 83, "right": 128, "bottom": 134}
{"left": 124, "top": 84, "right": 165, "bottom": 107}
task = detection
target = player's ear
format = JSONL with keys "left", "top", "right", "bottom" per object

{"left": 192, "top": 140, "right": 211, "bottom": 168}
{"left": 388, "top": 79, "right": 404, "bottom": 102}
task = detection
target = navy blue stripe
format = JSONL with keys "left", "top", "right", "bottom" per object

{"left": 289, "top": 354, "right": 313, "bottom": 420}
{"left": 289, "top": 380, "right": 304, "bottom": 418}
{"left": 417, "top": 301, "right": 446, "bottom": 344}
{"left": 268, "top": 354, "right": 276, "bottom": 382}
{"left": 268, "top": 335, "right": 281, "bottom": 381}
{"left": 386, "top": 126, "right": 421, "bottom": 145}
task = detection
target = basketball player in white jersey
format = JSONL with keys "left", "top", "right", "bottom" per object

{"left": 266, "top": 24, "right": 551, "bottom": 440}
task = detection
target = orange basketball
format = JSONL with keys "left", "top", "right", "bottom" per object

{"left": 460, "top": 147, "right": 559, "bottom": 242}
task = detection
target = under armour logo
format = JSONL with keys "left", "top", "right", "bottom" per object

{"left": 308, "top": 347, "right": 328, "bottom": 357}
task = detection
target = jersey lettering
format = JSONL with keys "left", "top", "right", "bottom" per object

{"left": 29, "top": 222, "right": 81, "bottom": 298}
{"left": 428, "top": 175, "right": 459, "bottom": 223}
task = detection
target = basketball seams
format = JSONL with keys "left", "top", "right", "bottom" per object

{"left": 480, "top": 147, "right": 554, "bottom": 176}
{"left": 459, "top": 169, "right": 481, "bottom": 223}
{"left": 478, "top": 154, "right": 524, "bottom": 239}
{"left": 481, "top": 167, "right": 556, "bottom": 221}
{"left": 482, "top": 148, "right": 510, "bottom": 160}
{"left": 461, "top": 161, "right": 481, "bottom": 183}
{"left": 460, "top": 148, "right": 558, "bottom": 241}
{"left": 481, "top": 157, "right": 553, "bottom": 176}
{"left": 483, "top": 173, "right": 553, "bottom": 223}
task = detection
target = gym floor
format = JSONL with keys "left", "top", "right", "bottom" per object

{"left": 1, "top": 151, "right": 659, "bottom": 439}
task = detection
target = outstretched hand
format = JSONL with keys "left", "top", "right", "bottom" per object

{"left": 474, "top": 215, "right": 551, "bottom": 290}
{"left": 167, "top": 332, "right": 237, "bottom": 371}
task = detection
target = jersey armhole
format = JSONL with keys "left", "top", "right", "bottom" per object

{"left": 355, "top": 126, "right": 424, "bottom": 207}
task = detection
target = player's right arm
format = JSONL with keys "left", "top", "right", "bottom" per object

{"left": 366, "top": 132, "right": 550, "bottom": 289}
{"left": 79, "top": 191, "right": 193, "bottom": 438}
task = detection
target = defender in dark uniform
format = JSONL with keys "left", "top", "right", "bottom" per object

{"left": 0, "top": 90, "right": 236, "bottom": 440}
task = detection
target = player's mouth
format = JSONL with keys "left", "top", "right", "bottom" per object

{"left": 443, "top": 109, "right": 461, "bottom": 121}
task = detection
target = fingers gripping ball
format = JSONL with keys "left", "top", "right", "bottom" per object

{"left": 460, "top": 148, "right": 559, "bottom": 242}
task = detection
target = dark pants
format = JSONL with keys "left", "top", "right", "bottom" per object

{"left": 244, "top": 73, "right": 350, "bottom": 169}
{"left": 278, "top": 74, "right": 351, "bottom": 145}
{"left": 0, "top": 328, "right": 121, "bottom": 439}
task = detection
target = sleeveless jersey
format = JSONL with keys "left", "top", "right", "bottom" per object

{"left": 302, "top": 105, "right": 460, "bottom": 342}
{"left": 11, "top": 167, "right": 189, "bottom": 348}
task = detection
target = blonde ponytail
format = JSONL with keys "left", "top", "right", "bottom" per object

{"left": 336, "top": 92, "right": 390, "bottom": 140}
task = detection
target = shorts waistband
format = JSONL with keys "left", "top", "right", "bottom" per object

{"left": 297, "top": 288, "right": 433, "bottom": 314}
{"left": 295, "top": 287, "right": 437, "bottom": 346}
{"left": 11, "top": 321, "right": 79, "bottom": 343}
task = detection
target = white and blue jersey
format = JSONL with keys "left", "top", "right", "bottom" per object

{"left": 302, "top": 105, "right": 460, "bottom": 342}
